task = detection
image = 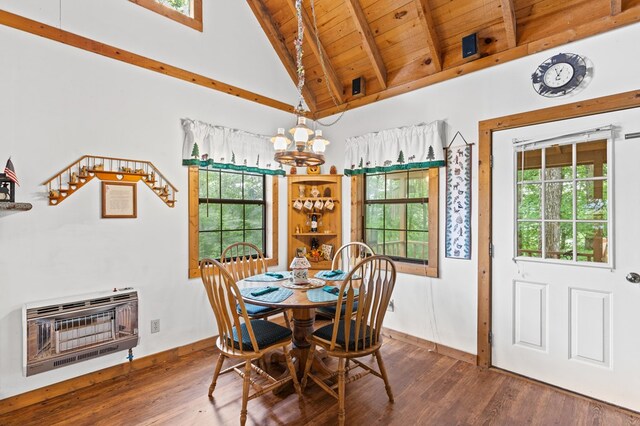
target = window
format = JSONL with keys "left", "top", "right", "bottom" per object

{"left": 188, "top": 167, "right": 278, "bottom": 278}
{"left": 516, "top": 140, "right": 610, "bottom": 264}
{"left": 131, "top": 0, "right": 203, "bottom": 31}
{"left": 353, "top": 168, "right": 439, "bottom": 277}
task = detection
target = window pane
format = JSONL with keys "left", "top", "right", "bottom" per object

{"left": 517, "top": 184, "right": 541, "bottom": 219}
{"left": 517, "top": 222, "right": 541, "bottom": 257}
{"left": 408, "top": 170, "right": 428, "bottom": 198}
{"left": 517, "top": 149, "right": 541, "bottom": 182}
{"left": 157, "top": 0, "right": 190, "bottom": 15}
{"left": 221, "top": 172, "right": 242, "bottom": 199}
{"left": 245, "top": 204, "right": 264, "bottom": 229}
{"left": 407, "top": 231, "right": 428, "bottom": 260}
{"left": 384, "top": 204, "right": 406, "bottom": 230}
{"left": 222, "top": 204, "right": 243, "bottom": 230}
{"left": 244, "top": 174, "right": 264, "bottom": 200}
{"left": 407, "top": 203, "right": 428, "bottom": 231}
{"left": 545, "top": 145, "right": 572, "bottom": 180}
{"left": 577, "top": 140, "right": 607, "bottom": 178}
{"left": 199, "top": 231, "right": 221, "bottom": 260}
{"left": 199, "top": 169, "right": 220, "bottom": 199}
{"left": 386, "top": 172, "right": 407, "bottom": 199}
{"left": 222, "top": 230, "right": 244, "bottom": 251}
{"left": 577, "top": 180, "right": 607, "bottom": 220}
{"left": 365, "top": 229, "right": 384, "bottom": 254}
{"left": 366, "top": 174, "right": 384, "bottom": 200}
{"left": 544, "top": 222, "right": 573, "bottom": 260}
{"left": 245, "top": 230, "right": 264, "bottom": 252}
{"left": 199, "top": 203, "right": 221, "bottom": 231}
{"left": 577, "top": 223, "right": 608, "bottom": 263}
{"left": 366, "top": 204, "right": 384, "bottom": 228}
{"left": 545, "top": 182, "right": 573, "bottom": 220}
{"left": 384, "top": 230, "right": 406, "bottom": 258}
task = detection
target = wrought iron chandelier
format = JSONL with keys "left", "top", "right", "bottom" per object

{"left": 271, "top": 0, "right": 328, "bottom": 168}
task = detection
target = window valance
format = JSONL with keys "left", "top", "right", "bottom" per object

{"left": 181, "top": 119, "right": 285, "bottom": 176}
{"left": 344, "top": 120, "right": 446, "bottom": 175}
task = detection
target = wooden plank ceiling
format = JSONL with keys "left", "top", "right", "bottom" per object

{"left": 248, "top": 0, "right": 640, "bottom": 118}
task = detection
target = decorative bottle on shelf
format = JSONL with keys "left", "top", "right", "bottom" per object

{"left": 311, "top": 213, "right": 318, "bottom": 233}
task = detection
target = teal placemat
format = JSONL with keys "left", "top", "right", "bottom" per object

{"left": 307, "top": 286, "right": 359, "bottom": 303}
{"left": 240, "top": 287, "right": 293, "bottom": 303}
{"left": 244, "top": 271, "right": 292, "bottom": 282}
{"left": 314, "top": 270, "right": 348, "bottom": 281}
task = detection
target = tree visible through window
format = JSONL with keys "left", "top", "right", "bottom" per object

{"left": 131, "top": 0, "right": 202, "bottom": 31}
{"left": 157, "top": 0, "right": 190, "bottom": 16}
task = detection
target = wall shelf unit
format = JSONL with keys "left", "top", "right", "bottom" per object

{"left": 287, "top": 174, "right": 342, "bottom": 270}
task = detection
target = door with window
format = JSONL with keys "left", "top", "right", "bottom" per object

{"left": 491, "top": 108, "right": 640, "bottom": 411}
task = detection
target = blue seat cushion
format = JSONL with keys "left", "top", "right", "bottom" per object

{"left": 317, "top": 301, "right": 359, "bottom": 318}
{"left": 313, "top": 320, "right": 372, "bottom": 350}
{"left": 237, "top": 303, "right": 280, "bottom": 316}
{"left": 231, "top": 319, "right": 292, "bottom": 351}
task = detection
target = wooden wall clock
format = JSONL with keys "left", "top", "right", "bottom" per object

{"left": 531, "top": 53, "right": 591, "bottom": 98}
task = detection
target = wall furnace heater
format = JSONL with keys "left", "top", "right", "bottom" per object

{"left": 23, "top": 289, "right": 138, "bottom": 376}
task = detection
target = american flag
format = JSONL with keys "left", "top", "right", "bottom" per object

{"left": 4, "top": 158, "right": 19, "bottom": 186}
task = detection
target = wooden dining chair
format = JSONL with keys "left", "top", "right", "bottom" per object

{"left": 301, "top": 255, "right": 396, "bottom": 426}
{"left": 200, "top": 258, "right": 301, "bottom": 426}
{"left": 221, "top": 242, "right": 290, "bottom": 329}
{"left": 316, "top": 242, "right": 374, "bottom": 319}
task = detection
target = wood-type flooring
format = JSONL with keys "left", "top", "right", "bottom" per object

{"left": 1, "top": 337, "right": 638, "bottom": 425}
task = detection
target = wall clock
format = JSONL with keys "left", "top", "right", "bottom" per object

{"left": 531, "top": 53, "right": 590, "bottom": 98}
{"left": 306, "top": 165, "right": 321, "bottom": 174}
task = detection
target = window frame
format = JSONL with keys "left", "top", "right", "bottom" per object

{"left": 130, "top": 0, "right": 203, "bottom": 32}
{"left": 188, "top": 166, "right": 278, "bottom": 278}
{"left": 351, "top": 168, "right": 439, "bottom": 277}
{"left": 513, "top": 138, "right": 613, "bottom": 268}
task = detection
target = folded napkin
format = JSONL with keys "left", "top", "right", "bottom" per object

{"left": 251, "top": 286, "right": 278, "bottom": 297}
{"left": 265, "top": 272, "right": 284, "bottom": 279}
{"left": 323, "top": 269, "right": 343, "bottom": 278}
{"left": 322, "top": 286, "right": 341, "bottom": 295}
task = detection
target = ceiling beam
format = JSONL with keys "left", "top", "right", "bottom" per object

{"left": 500, "top": 0, "right": 518, "bottom": 48}
{"left": 611, "top": 0, "right": 622, "bottom": 15}
{"left": 414, "top": 0, "right": 442, "bottom": 72}
{"left": 284, "top": 0, "right": 344, "bottom": 104}
{"left": 344, "top": 0, "right": 387, "bottom": 89}
{"left": 246, "top": 0, "right": 317, "bottom": 111}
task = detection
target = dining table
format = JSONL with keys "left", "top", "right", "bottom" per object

{"left": 236, "top": 272, "right": 345, "bottom": 377}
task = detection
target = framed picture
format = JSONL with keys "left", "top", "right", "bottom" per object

{"left": 102, "top": 181, "right": 137, "bottom": 218}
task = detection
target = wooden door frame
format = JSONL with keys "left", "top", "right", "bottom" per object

{"left": 477, "top": 89, "right": 640, "bottom": 367}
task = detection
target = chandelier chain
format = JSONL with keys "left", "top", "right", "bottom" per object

{"left": 295, "top": 0, "right": 306, "bottom": 114}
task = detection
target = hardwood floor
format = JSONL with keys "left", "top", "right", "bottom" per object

{"left": 1, "top": 338, "right": 638, "bottom": 425}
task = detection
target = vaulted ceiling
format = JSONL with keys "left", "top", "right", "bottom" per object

{"left": 247, "top": 0, "right": 640, "bottom": 118}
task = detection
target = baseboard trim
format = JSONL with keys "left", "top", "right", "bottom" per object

{"left": 0, "top": 336, "right": 215, "bottom": 416}
{"left": 381, "top": 327, "right": 476, "bottom": 365}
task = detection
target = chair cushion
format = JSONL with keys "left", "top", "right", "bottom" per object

{"left": 317, "top": 301, "right": 359, "bottom": 318}
{"left": 313, "top": 320, "right": 372, "bottom": 351}
{"left": 231, "top": 319, "right": 292, "bottom": 351}
{"left": 237, "top": 302, "right": 279, "bottom": 316}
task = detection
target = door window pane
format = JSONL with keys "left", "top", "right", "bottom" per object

{"left": 517, "top": 184, "right": 541, "bottom": 219}
{"left": 576, "top": 140, "right": 607, "bottom": 178}
{"left": 544, "top": 222, "right": 573, "bottom": 260}
{"left": 577, "top": 223, "right": 608, "bottom": 263}
{"left": 517, "top": 222, "right": 542, "bottom": 258}
{"left": 544, "top": 182, "right": 573, "bottom": 220}
{"left": 577, "top": 180, "right": 607, "bottom": 220}
{"left": 517, "top": 149, "right": 542, "bottom": 182}
{"left": 545, "top": 144, "right": 573, "bottom": 180}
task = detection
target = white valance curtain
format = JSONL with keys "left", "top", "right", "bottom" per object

{"left": 344, "top": 120, "right": 446, "bottom": 175}
{"left": 181, "top": 119, "right": 285, "bottom": 175}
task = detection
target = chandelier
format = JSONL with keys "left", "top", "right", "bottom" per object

{"left": 271, "top": 0, "right": 328, "bottom": 168}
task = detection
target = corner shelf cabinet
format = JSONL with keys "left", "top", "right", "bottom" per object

{"left": 287, "top": 174, "right": 342, "bottom": 270}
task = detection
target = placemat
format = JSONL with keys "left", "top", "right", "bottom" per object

{"left": 314, "top": 270, "right": 348, "bottom": 281}
{"left": 239, "top": 287, "right": 293, "bottom": 303}
{"left": 281, "top": 278, "right": 325, "bottom": 290}
{"left": 243, "top": 271, "right": 292, "bottom": 282}
{"left": 307, "top": 286, "right": 359, "bottom": 303}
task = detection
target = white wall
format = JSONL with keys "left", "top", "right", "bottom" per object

{"left": 323, "top": 23, "right": 640, "bottom": 355}
{"left": 0, "top": 13, "right": 294, "bottom": 398}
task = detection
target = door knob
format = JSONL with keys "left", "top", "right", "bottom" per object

{"left": 626, "top": 272, "right": 640, "bottom": 283}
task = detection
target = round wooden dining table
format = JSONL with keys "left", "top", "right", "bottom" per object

{"left": 237, "top": 277, "right": 337, "bottom": 377}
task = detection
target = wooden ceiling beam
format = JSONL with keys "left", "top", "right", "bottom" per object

{"left": 500, "top": 0, "right": 517, "bottom": 48}
{"left": 284, "top": 0, "right": 344, "bottom": 104}
{"left": 246, "top": 0, "right": 317, "bottom": 111}
{"left": 344, "top": 0, "right": 388, "bottom": 89}
{"left": 414, "top": 0, "right": 442, "bottom": 72}
{"left": 611, "top": 0, "right": 622, "bottom": 15}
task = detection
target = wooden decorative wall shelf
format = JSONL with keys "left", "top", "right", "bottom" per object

{"left": 0, "top": 202, "right": 33, "bottom": 217}
{"left": 43, "top": 155, "right": 178, "bottom": 207}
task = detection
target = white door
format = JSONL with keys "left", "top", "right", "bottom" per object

{"left": 492, "top": 108, "right": 640, "bottom": 411}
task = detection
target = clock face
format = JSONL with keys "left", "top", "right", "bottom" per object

{"left": 532, "top": 53, "right": 589, "bottom": 98}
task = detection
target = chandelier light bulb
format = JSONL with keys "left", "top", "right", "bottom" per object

{"left": 290, "top": 116, "right": 313, "bottom": 144}
{"left": 311, "top": 130, "right": 328, "bottom": 153}
{"left": 270, "top": 128, "right": 290, "bottom": 152}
